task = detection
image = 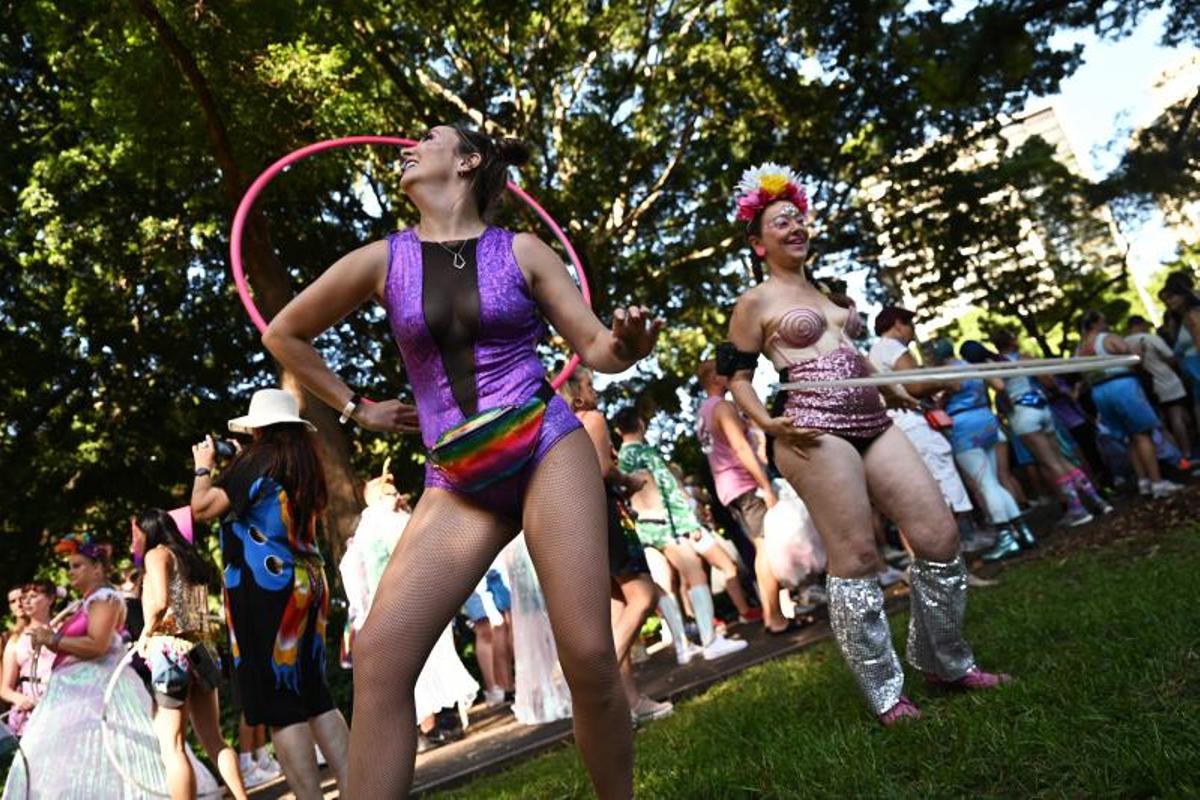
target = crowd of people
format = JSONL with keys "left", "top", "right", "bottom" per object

{"left": 1, "top": 130, "right": 1196, "bottom": 800}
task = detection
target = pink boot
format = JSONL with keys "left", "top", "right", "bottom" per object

{"left": 926, "top": 666, "right": 1013, "bottom": 690}
{"left": 879, "top": 696, "right": 922, "bottom": 726}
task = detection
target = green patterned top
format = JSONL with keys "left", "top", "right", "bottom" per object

{"left": 618, "top": 441, "right": 701, "bottom": 547}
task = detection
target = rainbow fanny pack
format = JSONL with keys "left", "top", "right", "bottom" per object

{"left": 429, "top": 383, "right": 555, "bottom": 493}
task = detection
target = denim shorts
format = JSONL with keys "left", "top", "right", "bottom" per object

{"left": 1092, "top": 376, "right": 1160, "bottom": 438}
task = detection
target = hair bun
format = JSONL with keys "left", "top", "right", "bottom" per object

{"left": 496, "top": 137, "right": 531, "bottom": 168}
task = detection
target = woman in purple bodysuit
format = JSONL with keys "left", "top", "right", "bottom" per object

{"left": 720, "top": 164, "right": 1009, "bottom": 725}
{"left": 263, "top": 125, "right": 659, "bottom": 798}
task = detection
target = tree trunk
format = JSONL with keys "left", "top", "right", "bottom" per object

{"left": 1016, "top": 312, "right": 1054, "bottom": 358}
{"left": 133, "top": 0, "right": 360, "bottom": 564}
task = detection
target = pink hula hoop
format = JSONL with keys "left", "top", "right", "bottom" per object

{"left": 229, "top": 135, "right": 591, "bottom": 389}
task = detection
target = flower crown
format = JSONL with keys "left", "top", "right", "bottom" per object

{"left": 733, "top": 162, "right": 808, "bottom": 222}
{"left": 55, "top": 531, "right": 109, "bottom": 563}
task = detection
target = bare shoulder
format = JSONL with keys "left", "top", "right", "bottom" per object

{"left": 511, "top": 231, "right": 558, "bottom": 265}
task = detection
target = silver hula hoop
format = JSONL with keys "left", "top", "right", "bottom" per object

{"left": 772, "top": 354, "right": 1140, "bottom": 392}
{"left": 101, "top": 646, "right": 225, "bottom": 799}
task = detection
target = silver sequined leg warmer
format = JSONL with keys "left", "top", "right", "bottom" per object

{"left": 827, "top": 575, "right": 904, "bottom": 715}
{"left": 906, "top": 555, "right": 976, "bottom": 681}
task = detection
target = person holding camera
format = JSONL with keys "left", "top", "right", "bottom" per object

{"left": 190, "top": 388, "right": 349, "bottom": 800}
{"left": 136, "top": 508, "right": 248, "bottom": 800}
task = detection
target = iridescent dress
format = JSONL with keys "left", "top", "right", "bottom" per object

{"left": 2, "top": 588, "right": 218, "bottom": 799}
{"left": 504, "top": 535, "right": 572, "bottom": 725}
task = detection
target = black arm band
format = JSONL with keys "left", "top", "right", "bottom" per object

{"left": 715, "top": 342, "right": 759, "bottom": 377}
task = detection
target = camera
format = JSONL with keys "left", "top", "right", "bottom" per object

{"left": 212, "top": 438, "right": 238, "bottom": 459}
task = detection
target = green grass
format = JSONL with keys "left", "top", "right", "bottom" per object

{"left": 443, "top": 526, "right": 1200, "bottom": 798}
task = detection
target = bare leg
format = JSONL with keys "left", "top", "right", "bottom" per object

{"left": 152, "top": 705, "right": 194, "bottom": 800}
{"left": 492, "top": 612, "right": 515, "bottom": 693}
{"left": 699, "top": 543, "right": 752, "bottom": 617}
{"left": 270, "top": 721, "right": 321, "bottom": 800}
{"left": 774, "top": 435, "right": 903, "bottom": 715}
{"left": 347, "top": 489, "right": 515, "bottom": 797}
{"left": 618, "top": 654, "right": 641, "bottom": 709}
{"left": 612, "top": 574, "right": 656, "bottom": 662}
{"left": 473, "top": 620, "right": 497, "bottom": 691}
{"left": 774, "top": 437, "right": 879, "bottom": 579}
{"left": 1022, "top": 431, "right": 1085, "bottom": 514}
{"left": 996, "top": 443, "right": 1028, "bottom": 506}
{"left": 1131, "top": 433, "right": 1162, "bottom": 482}
{"left": 864, "top": 429, "right": 998, "bottom": 683}
{"left": 187, "top": 686, "right": 248, "bottom": 800}
{"left": 862, "top": 428, "right": 959, "bottom": 563}
{"left": 522, "top": 429, "right": 633, "bottom": 799}
{"left": 308, "top": 708, "right": 350, "bottom": 796}
{"left": 662, "top": 542, "right": 708, "bottom": 590}
{"left": 1167, "top": 404, "right": 1193, "bottom": 458}
{"left": 754, "top": 542, "right": 787, "bottom": 630}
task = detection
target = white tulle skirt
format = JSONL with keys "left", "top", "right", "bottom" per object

{"left": 504, "top": 535, "right": 572, "bottom": 725}
{"left": 3, "top": 646, "right": 219, "bottom": 799}
{"left": 414, "top": 624, "right": 480, "bottom": 727}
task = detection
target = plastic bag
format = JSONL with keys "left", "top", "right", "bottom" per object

{"left": 762, "top": 485, "right": 827, "bottom": 587}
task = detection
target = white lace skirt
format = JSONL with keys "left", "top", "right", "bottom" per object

{"left": 3, "top": 646, "right": 219, "bottom": 799}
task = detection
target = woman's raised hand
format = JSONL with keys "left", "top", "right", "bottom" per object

{"left": 611, "top": 305, "right": 663, "bottom": 363}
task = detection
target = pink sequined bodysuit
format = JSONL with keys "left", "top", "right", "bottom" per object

{"left": 770, "top": 305, "right": 891, "bottom": 440}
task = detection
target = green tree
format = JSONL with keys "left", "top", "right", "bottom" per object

{"left": 0, "top": 0, "right": 1154, "bottom": 590}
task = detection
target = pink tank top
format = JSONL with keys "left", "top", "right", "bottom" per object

{"left": 697, "top": 395, "right": 760, "bottom": 506}
{"left": 52, "top": 587, "right": 121, "bottom": 669}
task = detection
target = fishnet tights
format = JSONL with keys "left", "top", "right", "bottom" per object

{"left": 347, "top": 429, "right": 633, "bottom": 798}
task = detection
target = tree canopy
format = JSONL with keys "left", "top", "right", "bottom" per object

{"left": 1, "top": 0, "right": 1194, "bottom": 589}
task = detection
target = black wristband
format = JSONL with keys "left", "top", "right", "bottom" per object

{"left": 194, "top": 467, "right": 211, "bottom": 477}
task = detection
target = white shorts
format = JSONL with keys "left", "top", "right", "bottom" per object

{"left": 902, "top": 419, "right": 973, "bottom": 513}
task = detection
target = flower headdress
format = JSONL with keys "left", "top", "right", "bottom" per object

{"left": 733, "top": 162, "right": 808, "bottom": 223}
{"left": 55, "top": 531, "right": 110, "bottom": 563}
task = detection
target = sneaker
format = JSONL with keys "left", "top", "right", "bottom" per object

{"left": 982, "top": 529, "right": 1021, "bottom": 562}
{"left": 1138, "top": 478, "right": 1153, "bottom": 497}
{"left": 239, "top": 763, "right": 274, "bottom": 789}
{"left": 926, "top": 666, "right": 1013, "bottom": 690}
{"left": 1097, "top": 502, "right": 1116, "bottom": 515}
{"left": 1059, "top": 508, "right": 1094, "bottom": 527}
{"left": 738, "top": 607, "right": 764, "bottom": 623}
{"left": 877, "top": 565, "right": 908, "bottom": 588}
{"left": 484, "top": 686, "right": 507, "bottom": 707}
{"left": 675, "top": 642, "right": 703, "bottom": 666}
{"left": 630, "top": 696, "right": 674, "bottom": 724}
{"left": 879, "top": 696, "right": 922, "bottom": 726}
{"left": 701, "top": 635, "right": 748, "bottom": 661}
{"left": 255, "top": 753, "right": 282, "bottom": 780}
{"left": 1152, "top": 480, "right": 1184, "bottom": 498}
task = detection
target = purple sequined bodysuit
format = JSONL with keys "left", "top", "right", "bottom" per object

{"left": 384, "top": 227, "right": 580, "bottom": 514}
{"left": 771, "top": 306, "right": 891, "bottom": 441}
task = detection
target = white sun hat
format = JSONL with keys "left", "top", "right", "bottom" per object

{"left": 227, "top": 388, "right": 317, "bottom": 434}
